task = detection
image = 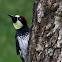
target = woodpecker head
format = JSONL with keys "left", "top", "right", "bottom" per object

{"left": 8, "top": 14, "right": 27, "bottom": 29}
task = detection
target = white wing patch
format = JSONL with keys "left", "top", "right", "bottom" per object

{"left": 17, "top": 33, "right": 29, "bottom": 59}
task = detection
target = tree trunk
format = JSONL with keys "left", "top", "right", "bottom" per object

{"left": 25, "top": 0, "right": 62, "bottom": 62}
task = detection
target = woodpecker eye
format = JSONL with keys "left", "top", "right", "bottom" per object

{"left": 18, "top": 17, "right": 21, "bottom": 21}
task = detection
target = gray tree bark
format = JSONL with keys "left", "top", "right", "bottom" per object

{"left": 25, "top": 0, "right": 62, "bottom": 62}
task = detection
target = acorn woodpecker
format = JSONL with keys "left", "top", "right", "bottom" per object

{"left": 8, "top": 14, "right": 29, "bottom": 62}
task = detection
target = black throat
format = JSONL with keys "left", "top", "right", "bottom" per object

{"left": 16, "top": 26, "right": 29, "bottom": 36}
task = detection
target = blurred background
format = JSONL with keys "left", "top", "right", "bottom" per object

{"left": 0, "top": 0, "right": 33, "bottom": 62}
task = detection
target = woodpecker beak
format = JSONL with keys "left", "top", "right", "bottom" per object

{"left": 8, "top": 14, "right": 15, "bottom": 18}
{"left": 8, "top": 14, "right": 17, "bottom": 23}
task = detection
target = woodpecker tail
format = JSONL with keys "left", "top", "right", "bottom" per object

{"left": 21, "top": 57, "right": 25, "bottom": 62}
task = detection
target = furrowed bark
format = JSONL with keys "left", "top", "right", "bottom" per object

{"left": 25, "top": 0, "right": 62, "bottom": 62}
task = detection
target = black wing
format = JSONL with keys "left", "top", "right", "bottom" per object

{"left": 15, "top": 35, "right": 21, "bottom": 55}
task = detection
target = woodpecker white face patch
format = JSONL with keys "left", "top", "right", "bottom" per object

{"left": 15, "top": 15, "right": 20, "bottom": 17}
{"left": 13, "top": 15, "right": 23, "bottom": 29}
{"left": 13, "top": 20, "right": 23, "bottom": 29}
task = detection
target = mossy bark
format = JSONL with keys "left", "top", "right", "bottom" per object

{"left": 25, "top": 0, "right": 62, "bottom": 62}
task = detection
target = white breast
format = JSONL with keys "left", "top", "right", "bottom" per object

{"left": 17, "top": 33, "right": 29, "bottom": 59}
